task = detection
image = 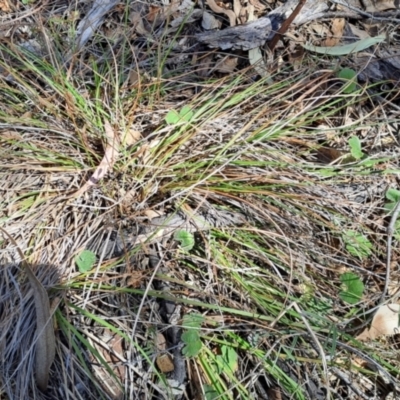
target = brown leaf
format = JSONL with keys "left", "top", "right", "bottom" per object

{"left": 130, "top": 12, "right": 148, "bottom": 35}
{"left": 123, "top": 128, "right": 141, "bottom": 147}
{"left": 322, "top": 18, "right": 345, "bottom": 47}
{"left": 215, "top": 56, "right": 238, "bottom": 73}
{"left": 147, "top": 5, "right": 162, "bottom": 22}
{"left": 156, "top": 354, "right": 175, "bottom": 373}
{"left": 91, "top": 329, "right": 125, "bottom": 399}
{"left": 0, "top": 0, "right": 11, "bottom": 12}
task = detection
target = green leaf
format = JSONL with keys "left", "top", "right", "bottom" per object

{"left": 180, "top": 105, "right": 194, "bottom": 121}
{"left": 165, "top": 106, "right": 194, "bottom": 124}
{"left": 182, "top": 313, "right": 204, "bottom": 329}
{"left": 339, "top": 272, "right": 364, "bottom": 304}
{"left": 174, "top": 229, "right": 195, "bottom": 251}
{"left": 181, "top": 313, "right": 203, "bottom": 357}
{"left": 204, "top": 385, "right": 219, "bottom": 400}
{"left": 165, "top": 110, "right": 180, "bottom": 124}
{"left": 303, "top": 35, "right": 386, "bottom": 55}
{"left": 348, "top": 136, "right": 364, "bottom": 159}
{"left": 386, "top": 188, "right": 400, "bottom": 203}
{"left": 338, "top": 68, "right": 357, "bottom": 94}
{"left": 181, "top": 331, "right": 202, "bottom": 357}
{"left": 75, "top": 250, "right": 96, "bottom": 272}
{"left": 182, "top": 329, "right": 200, "bottom": 342}
{"left": 216, "top": 345, "right": 238, "bottom": 374}
{"left": 342, "top": 230, "right": 372, "bottom": 259}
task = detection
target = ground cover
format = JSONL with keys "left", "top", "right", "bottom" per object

{"left": 1, "top": 0, "right": 400, "bottom": 399}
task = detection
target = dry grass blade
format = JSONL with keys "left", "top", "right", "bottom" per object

{"left": 0, "top": 227, "right": 55, "bottom": 392}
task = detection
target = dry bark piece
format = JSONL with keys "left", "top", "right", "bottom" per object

{"left": 196, "top": 17, "right": 273, "bottom": 50}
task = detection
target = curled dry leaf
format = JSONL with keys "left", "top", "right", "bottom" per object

{"left": 147, "top": 5, "right": 162, "bottom": 23}
{"left": 74, "top": 121, "right": 120, "bottom": 198}
{"left": 155, "top": 332, "right": 175, "bottom": 373}
{"left": 215, "top": 56, "right": 238, "bottom": 73}
{"left": 124, "top": 128, "right": 141, "bottom": 147}
{"left": 322, "top": 18, "right": 345, "bottom": 47}
{"left": 356, "top": 304, "right": 400, "bottom": 341}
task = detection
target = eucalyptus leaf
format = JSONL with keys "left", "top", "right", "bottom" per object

{"left": 303, "top": 35, "right": 385, "bottom": 55}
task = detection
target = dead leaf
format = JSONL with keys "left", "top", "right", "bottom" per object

{"left": 349, "top": 23, "right": 371, "bottom": 41}
{"left": 130, "top": 12, "right": 149, "bottom": 35}
{"left": 202, "top": 11, "right": 221, "bottom": 30}
{"left": 356, "top": 304, "right": 400, "bottom": 341}
{"left": 155, "top": 332, "right": 167, "bottom": 351}
{"left": 249, "top": 47, "right": 269, "bottom": 78}
{"left": 125, "top": 69, "right": 140, "bottom": 87}
{"left": 144, "top": 209, "right": 164, "bottom": 219}
{"left": 362, "top": 0, "right": 397, "bottom": 12}
{"left": 24, "top": 265, "right": 55, "bottom": 392}
{"left": 322, "top": 18, "right": 345, "bottom": 47}
{"left": 91, "top": 329, "right": 125, "bottom": 399}
{"left": 147, "top": 5, "right": 162, "bottom": 22}
{"left": 74, "top": 120, "right": 119, "bottom": 197}
{"left": 124, "top": 128, "right": 141, "bottom": 147}
{"left": 214, "top": 56, "right": 238, "bottom": 73}
{"left": 249, "top": 0, "right": 266, "bottom": 11}
{"left": 138, "top": 138, "right": 161, "bottom": 165}
{"left": 0, "top": 0, "right": 11, "bottom": 12}
{"left": 156, "top": 354, "right": 175, "bottom": 373}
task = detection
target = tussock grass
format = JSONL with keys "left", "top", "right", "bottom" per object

{"left": 1, "top": 3, "right": 400, "bottom": 400}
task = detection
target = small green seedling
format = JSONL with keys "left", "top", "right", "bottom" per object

{"left": 348, "top": 136, "right": 364, "bottom": 160}
{"left": 342, "top": 230, "right": 372, "bottom": 259}
{"left": 337, "top": 68, "right": 357, "bottom": 94}
{"left": 339, "top": 272, "right": 364, "bottom": 304}
{"left": 181, "top": 313, "right": 204, "bottom": 357}
{"left": 165, "top": 105, "right": 194, "bottom": 124}
{"left": 75, "top": 250, "right": 96, "bottom": 273}
{"left": 174, "top": 229, "right": 195, "bottom": 251}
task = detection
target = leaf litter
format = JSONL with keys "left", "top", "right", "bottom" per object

{"left": 0, "top": 0, "right": 400, "bottom": 399}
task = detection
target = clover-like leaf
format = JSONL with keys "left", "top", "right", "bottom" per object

{"left": 339, "top": 272, "right": 364, "bottom": 304}
{"left": 182, "top": 330, "right": 202, "bottom": 357}
{"left": 174, "top": 229, "right": 195, "bottom": 251}
{"left": 216, "top": 345, "right": 238, "bottom": 374}
{"left": 75, "top": 250, "right": 96, "bottom": 272}
{"left": 342, "top": 230, "right": 372, "bottom": 259}
{"left": 338, "top": 68, "right": 357, "bottom": 94}
{"left": 348, "top": 136, "right": 364, "bottom": 159}
{"left": 165, "top": 106, "right": 194, "bottom": 124}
